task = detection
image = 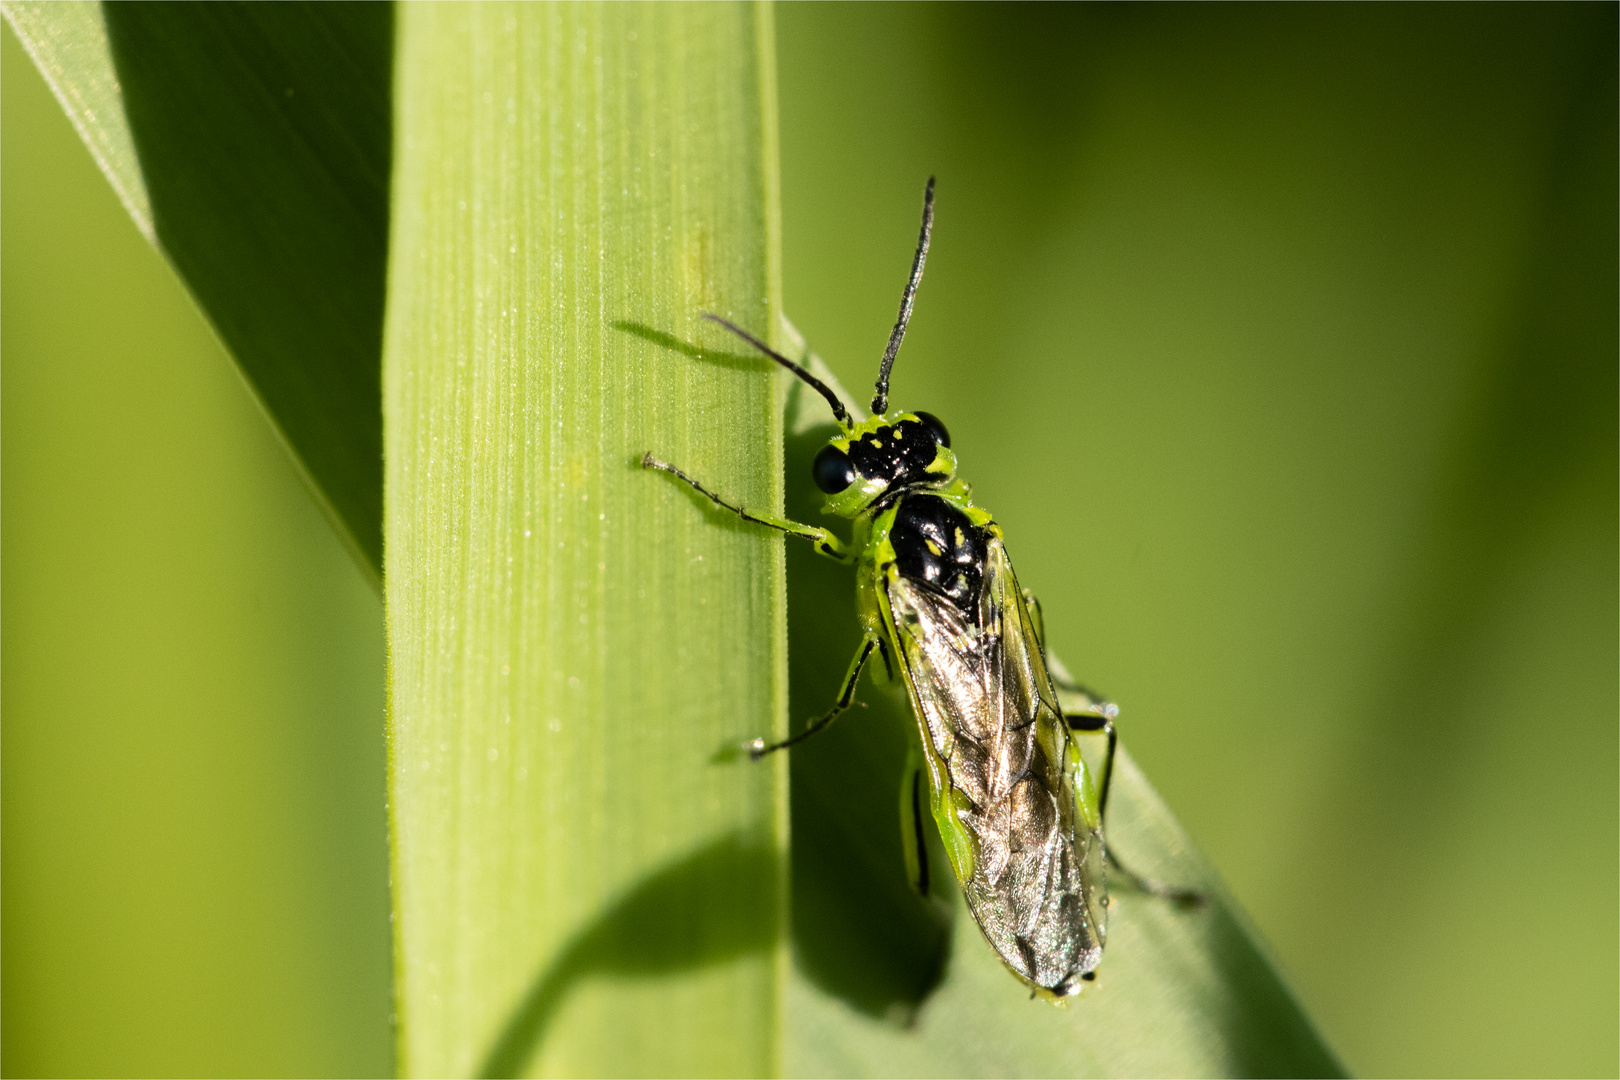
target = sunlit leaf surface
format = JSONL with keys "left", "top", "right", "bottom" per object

{"left": 383, "top": 4, "right": 787, "bottom": 1075}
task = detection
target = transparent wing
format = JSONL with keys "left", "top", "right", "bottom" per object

{"left": 885, "top": 538, "right": 1107, "bottom": 994}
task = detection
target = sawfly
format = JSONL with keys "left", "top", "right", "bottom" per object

{"left": 644, "top": 178, "right": 1197, "bottom": 1000}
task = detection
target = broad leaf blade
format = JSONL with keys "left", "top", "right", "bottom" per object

{"left": 3, "top": 0, "right": 392, "bottom": 575}
{"left": 787, "top": 745, "right": 1344, "bottom": 1076}
{"left": 383, "top": 4, "right": 787, "bottom": 1076}
{"left": 777, "top": 341, "right": 1343, "bottom": 1077}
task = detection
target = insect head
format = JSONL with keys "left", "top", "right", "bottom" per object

{"left": 702, "top": 177, "right": 953, "bottom": 520}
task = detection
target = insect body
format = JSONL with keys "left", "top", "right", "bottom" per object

{"left": 644, "top": 179, "right": 1185, "bottom": 1000}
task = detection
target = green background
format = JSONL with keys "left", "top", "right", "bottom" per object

{"left": 3, "top": 5, "right": 1615, "bottom": 1077}
{"left": 1, "top": 19, "right": 393, "bottom": 1077}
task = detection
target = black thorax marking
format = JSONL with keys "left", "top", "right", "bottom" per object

{"left": 890, "top": 494, "right": 990, "bottom": 613}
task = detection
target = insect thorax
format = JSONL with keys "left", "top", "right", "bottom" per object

{"left": 888, "top": 494, "right": 991, "bottom": 612}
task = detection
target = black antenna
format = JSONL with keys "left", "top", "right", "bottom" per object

{"left": 701, "top": 313, "right": 851, "bottom": 428}
{"left": 871, "top": 176, "right": 935, "bottom": 416}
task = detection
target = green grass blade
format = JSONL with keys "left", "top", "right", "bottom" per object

{"left": 2, "top": 1, "right": 393, "bottom": 576}
{"left": 383, "top": 3, "right": 786, "bottom": 1076}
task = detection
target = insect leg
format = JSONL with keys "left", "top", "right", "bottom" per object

{"left": 1104, "top": 844, "right": 1205, "bottom": 908}
{"left": 749, "top": 637, "right": 876, "bottom": 760}
{"left": 1064, "top": 711, "right": 1119, "bottom": 821}
{"left": 642, "top": 453, "right": 849, "bottom": 561}
{"left": 1065, "top": 711, "right": 1205, "bottom": 908}
{"left": 898, "top": 743, "right": 931, "bottom": 896}
{"left": 871, "top": 638, "right": 897, "bottom": 684}
{"left": 1048, "top": 665, "right": 1119, "bottom": 721}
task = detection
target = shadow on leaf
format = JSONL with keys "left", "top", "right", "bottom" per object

{"left": 478, "top": 834, "right": 779, "bottom": 1078}
{"left": 614, "top": 319, "right": 774, "bottom": 374}
{"left": 614, "top": 322, "right": 953, "bottom": 1023}
{"left": 103, "top": 2, "right": 393, "bottom": 573}
{"left": 1204, "top": 900, "right": 1347, "bottom": 1078}
{"left": 783, "top": 421, "right": 954, "bottom": 1023}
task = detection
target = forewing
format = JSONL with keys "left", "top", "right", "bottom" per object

{"left": 885, "top": 539, "right": 1105, "bottom": 994}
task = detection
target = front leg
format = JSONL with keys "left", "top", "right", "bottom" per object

{"left": 642, "top": 453, "right": 849, "bottom": 561}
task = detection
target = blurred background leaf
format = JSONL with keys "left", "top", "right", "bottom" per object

{"left": 4, "top": 0, "right": 393, "bottom": 574}
{"left": 1, "top": 21, "right": 392, "bottom": 1077}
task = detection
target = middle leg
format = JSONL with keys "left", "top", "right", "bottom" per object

{"left": 899, "top": 743, "right": 931, "bottom": 896}
{"left": 750, "top": 637, "right": 877, "bottom": 760}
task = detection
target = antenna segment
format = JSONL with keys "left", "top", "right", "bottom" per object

{"left": 871, "top": 176, "right": 936, "bottom": 416}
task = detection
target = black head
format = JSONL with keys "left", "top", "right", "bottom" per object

{"left": 813, "top": 411, "right": 956, "bottom": 515}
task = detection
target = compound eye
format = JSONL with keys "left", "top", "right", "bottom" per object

{"left": 812, "top": 444, "right": 857, "bottom": 494}
{"left": 913, "top": 410, "right": 950, "bottom": 448}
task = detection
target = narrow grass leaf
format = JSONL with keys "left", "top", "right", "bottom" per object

{"left": 384, "top": 4, "right": 787, "bottom": 1076}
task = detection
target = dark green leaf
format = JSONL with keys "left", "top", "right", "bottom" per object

{"left": 6, "top": 1, "right": 392, "bottom": 575}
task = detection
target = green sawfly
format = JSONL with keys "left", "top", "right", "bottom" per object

{"left": 644, "top": 178, "right": 1198, "bottom": 1000}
